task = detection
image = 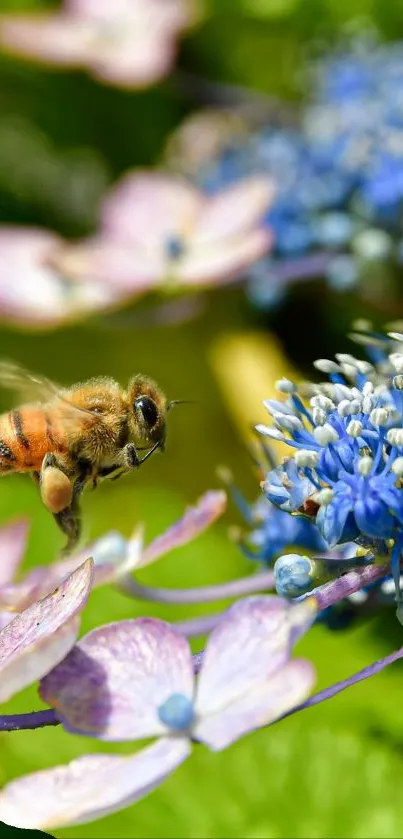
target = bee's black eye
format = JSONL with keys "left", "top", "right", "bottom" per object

{"left": 135, "top": 395, "right": 158, "bottom": 428}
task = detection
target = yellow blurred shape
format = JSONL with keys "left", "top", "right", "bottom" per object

{"left": 209, "top": 330, "right": 299, "bottom": 461}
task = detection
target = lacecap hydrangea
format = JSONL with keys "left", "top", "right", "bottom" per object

{"left": 257, "top": 327, "right": 403, "bottom": 622}
{"left": 196, "top": 34, "right": 403, "bottom": 306}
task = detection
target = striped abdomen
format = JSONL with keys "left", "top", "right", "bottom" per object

{"left": 0, "top": 407, "right": 67, "bottom": 473}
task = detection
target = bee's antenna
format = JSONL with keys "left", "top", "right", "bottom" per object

{"left": 167, "top": 399, "right": 197, "bottom": 411}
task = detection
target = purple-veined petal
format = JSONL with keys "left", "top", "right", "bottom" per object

{"left": 194, "top": 177, "right": 275, "bottom": 245}
{"left": 194, "top": 658, "right": 315, "bottom": 750}
{"left": 0, "top": 737, "right": 190, "bottom": 830}
{"left": 0, "top": 558, "right": 93, "bottom": 702}
{"left": 194, "top": 595, "right": 316, "bottom": 747}
{"left": 138, "top": 490, "right": 227, "bottom": 569}
{"left": 0, "top": 518, "right": 29, "bottom": 586}
{"left": 40, "top": 618, "right": 194, "bottom": 740}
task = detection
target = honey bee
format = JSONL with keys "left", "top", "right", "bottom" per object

{"left": 0, "top": 361, "right": 172, "bottom": 554}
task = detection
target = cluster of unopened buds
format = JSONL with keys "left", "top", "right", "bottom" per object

{"left": 3, "top": 327, "right": 403, "bottom": 831}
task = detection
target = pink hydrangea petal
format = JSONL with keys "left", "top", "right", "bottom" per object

{"left": 0, "top": 15, "right": 92, "bottom": 66}
{"left": 0, "top": 519, "right": 29, "bottom": 586}
{"left": 0, "top": 737, "right": 190, "bottom": 830}
{"left": 194, "top": 658, "right": 315, "bottom": 750}
{"left": 100, "top": 172, "right": 202, "bottom": 248}
{"left": 90, "top": 39, "right": 176, "bottom": 89}
{"left": 175, "top": 228, "right": 273, "bottom": 287}
{"left": 40, "top": 618, "right": 194, "bottom": 740}
{"left": 138, "top": 490, "right": 227, "bottom": 569}
{"left": 195, "top": 596, "right": 316, "bottom": 716}
{"left": 53, "top": 237, "right": 165, "bottom": 292}
{"left": 0, "top": 558, "right": 93, "bottom": 702}
{"left": 194, "top": 177, "right": 275, "bottom": 245}
{"left": 0, "top": 225, "right": 116, "bottom": 328}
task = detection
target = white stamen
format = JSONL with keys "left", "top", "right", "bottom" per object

{"left": 389, "top": 353, "right": 403, "bottom": 374}
{"left": 388, "top": 332, "right": 403, "bottom": 342}
{"left": 337, "top": 399, "right": 355, "bottom": 417}
{"left": 274, "top": 413, "right": 303, "bottom": 432}
{"left": 387, "top": 428, "right": 403, "bottom": 447}
{"left": 393, "top": 375, "right": 403, "bottom": 390}
{"left": 255, "top": 424, "right": 288, "bottom": 442}
{"left": 392, "top": 457, "right": 403, "bottom": 475}
{"left": 275, "top": 378, "right": 296, "bottom": 393}
{"left": 312, "top": 407, "right": 327, "bottom": 426}
{"left": 358, "top": 455, "right": 373, "bottom": 476}
{"left": 313, "top": 359, "right": 341, "bottom": 374}
{"left": 336, "top": 353, "right": 359, "bottom": 366}
{"left": 362, "top": 381, "right": 374, "bottom": 396}
{"left": 349, "top": 399, "right": 362, "bottom": 414}
{"left": 313, "top": 424, "right": 339, "bottom": 445}
{"left": 347, "top": 419, "right": 363, "bottom": 437}
{"left": 310, "top": 395, "right": 335, "bottom": 412}
{"left": 294, "top": 449, "right": 319, "bottom": 468}
{"left": 312, "top": 488, "right": 333, "bottom": 506}
{"left": 341, "top": 363, "right": 359, "bottom": 379}
{"left": 362, "top": 396, "right": 373, "bottom": 414}
{"left": 370, "top": 407, "right": 389, "bottom": 426}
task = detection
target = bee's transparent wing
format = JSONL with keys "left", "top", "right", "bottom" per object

{"left": 0, "top": 360, "right": 97, "bottom": 420}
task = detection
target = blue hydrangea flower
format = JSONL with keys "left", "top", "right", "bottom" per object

{"left": 193, "top": 34, "right": 403, "bottom": 305}
{"left": 257, "top": 329, "right": 403, "bottom": 620}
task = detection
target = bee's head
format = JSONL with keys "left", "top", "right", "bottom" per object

{"left": 129, "top": 375, "right": 167, "bottom": 449}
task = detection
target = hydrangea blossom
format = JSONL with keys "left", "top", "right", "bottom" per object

{"left": 169, "top": 34, "right": 403, "bottom": 306}
{"left": 256, "top": 327, "right": 403, "bottom": 620}
{"left": 0, "top": 595, "right": 317, "bottom": 829}
{"left": 52, "top": 171, "right": 274, "bottom": 292}
{"left": 0, "top": 0, "right": 198, "bottom": 89}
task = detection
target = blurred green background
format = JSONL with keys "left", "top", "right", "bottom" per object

{"left": 1, "top": 1, "right": 403, "bottom": 837}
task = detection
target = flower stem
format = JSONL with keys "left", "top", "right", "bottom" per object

{"left": 118, "top": 570, "right": 275, "bottom": 604}
{"left": 0, "top": 709, "right": 59, "bottom": 732}
{"left": 174, "top": 613, "right": 221, "bottom": 636}
{"left": 312, "top": 559, "right": 390, "bottom": 612}
{"left": 290, "top": 645, "right": 403, "bottom": 716}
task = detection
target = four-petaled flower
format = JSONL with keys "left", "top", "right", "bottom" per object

{"left": 52, "top": 171, "right": 275, "bottom": 293}
{"left": 0, "top": 595, "right": 316, "bottom": 829}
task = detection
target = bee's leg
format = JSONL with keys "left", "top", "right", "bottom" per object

{"left": 53, "top": 505, "right": 81, "bottom": 556}
{"left": 48, "top": 458, "right": 90, "bottom": 556}
{"left": 40, "top": 453, "right": 74, "bottom": 515}
{"left": 121, "top": 441, "right": 160, "bottom": 469}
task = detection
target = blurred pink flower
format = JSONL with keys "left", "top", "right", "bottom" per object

{"left": 53, "top": 171, "right": 275, "bottom": 292}
{"left": 0, "top": 225, "right": 122, "bottom": 329}
{"left": 0, "top": 0, "right": 198, "bottom": 89}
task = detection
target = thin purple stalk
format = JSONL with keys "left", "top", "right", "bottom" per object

{"left": 174, "top": 612, "right": 221, "bottom": 636}
{"left": 118, "top": 570, "right": 275, "bottom": 604}
{"left": 313, "top": 560, "right": 390, "bottom": 611}
{"left": 288, "top": 645, "right": 403, "bottom": 717}
{"left": 0, "top": 709, "right": 59, "bottom": 732}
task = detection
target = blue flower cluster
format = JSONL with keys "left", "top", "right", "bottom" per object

{"left": 198, "top": 34, "right": 403, "bottom": 306}
{"left": 257, "top": 328, "right": 403, "bottom": 621}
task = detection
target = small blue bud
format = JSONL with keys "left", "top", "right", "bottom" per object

{"left": 157, "top": 693, "right": 195, "bottom": 731}
{"left": 92, "top": 532, "right": 127, "bottom": 566}
{"left": 274, "top": 553, "right": 315, "bottom": 598}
